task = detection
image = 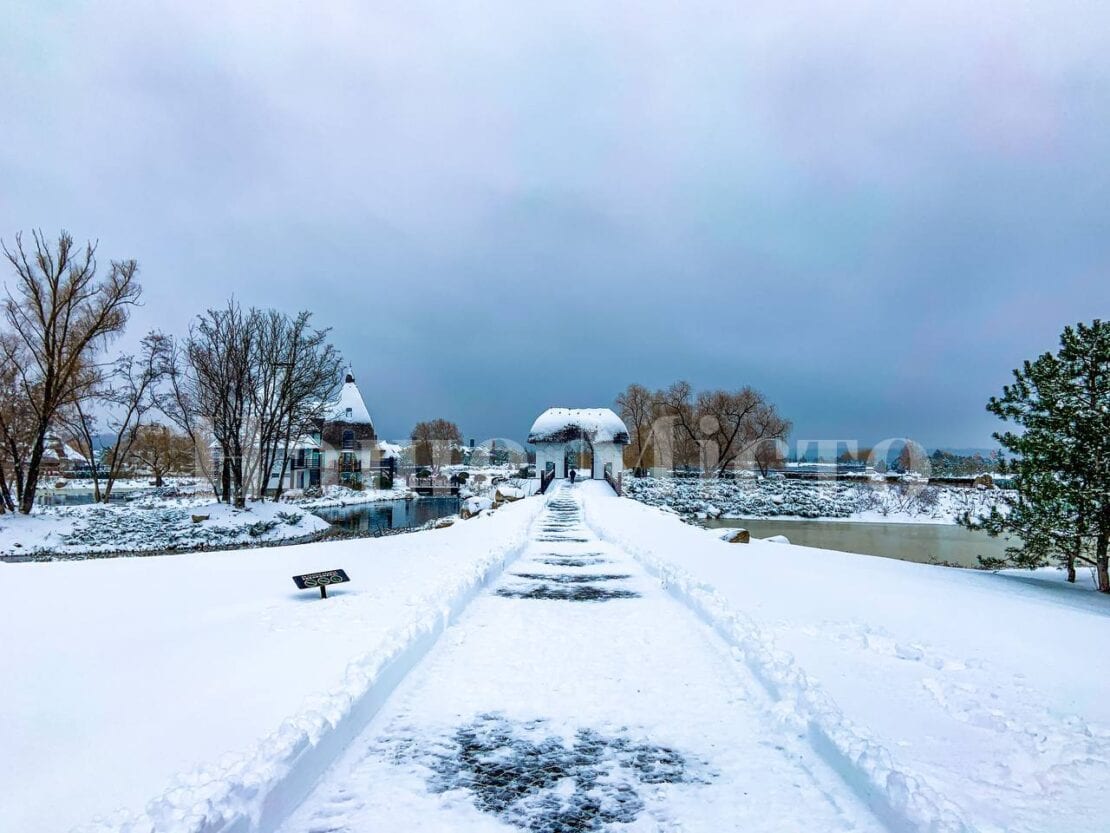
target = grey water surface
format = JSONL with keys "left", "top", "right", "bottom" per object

{"left": 703, "top": 518, "right": 1018, "bottom": 568}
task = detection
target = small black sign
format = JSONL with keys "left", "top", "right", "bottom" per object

{"left": 293, "top": 569, "right": 350, "bottom": 598}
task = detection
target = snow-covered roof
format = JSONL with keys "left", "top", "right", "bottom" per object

{"left": 42, "top": 432, "right": 86, "bottom": 462}
{"left": 61, "top": 443, "right": 85, "bottom": 461}
{"left": 527, "top": 408, "right": 630, "bottom": 445}
{"left": 329, "top": 373, "right": 374, "bottom": 427}
{"left": 378, "top": 441, "right": 403, "bottom": 459}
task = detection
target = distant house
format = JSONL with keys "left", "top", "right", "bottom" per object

{"left": 269, "top": 371, "right": 397, "bottom": 492}
{"left": 528, "top": 408, "right": 629, "bottom": 481}
{"left": 39, "top": 432, "right": 86, "bottom": 477}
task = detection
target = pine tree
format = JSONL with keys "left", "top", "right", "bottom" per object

{"left": 962, "top": 320, "right": 1110, "bottom": 591}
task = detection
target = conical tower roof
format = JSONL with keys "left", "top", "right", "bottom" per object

{"left": 330, "top": 370, "right": 374, "bottom": 428}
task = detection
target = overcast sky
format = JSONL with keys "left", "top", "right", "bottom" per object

{"left": 2, "top": 1, "right": 1108, "bottom": 449}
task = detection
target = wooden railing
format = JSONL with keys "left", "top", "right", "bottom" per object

{"left": 604, "top": 469, "right": 622, "bottom": 496}
{"left": 539, "top": 467, "right": 556, "bottom": 494}
{"left": 407, "top": 475, "right": 452, "bottom": 490}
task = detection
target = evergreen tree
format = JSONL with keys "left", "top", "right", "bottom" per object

{"left": 963, "top": 320, "right": 1110, "bottom": 591}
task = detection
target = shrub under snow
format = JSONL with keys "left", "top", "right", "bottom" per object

{"left": 622, "top": 476, "right": 1010, "bottom": 523}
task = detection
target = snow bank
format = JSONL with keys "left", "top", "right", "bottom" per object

{"left": 580, "top": 482, "right": 1110, "bottom": 833}
{"left": 287, "top": 482, "right": 409, "bottom": 510}
{"left": 0, "top": 496, "right": 544, "bottom": 833}
{"left": 462, "top": 496, "right": 493, "bottom": 516}
{"left": 580, "top": 483, "right": 970, "bottom": 832}
{"left": 527, "top": 408, "right": 630, "bottom": 445}
{"left": 494, "top": 485, "right": 525, "bottom": 501}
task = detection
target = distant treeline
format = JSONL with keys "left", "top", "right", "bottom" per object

{"left": 926, "top": 449, "right": 1003, "bottom": 477}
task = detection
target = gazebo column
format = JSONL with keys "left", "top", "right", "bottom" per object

{"left": 536, "top": 445, "right": 565, "bottom": 479}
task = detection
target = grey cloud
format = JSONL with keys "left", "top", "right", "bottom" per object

{"left": 2, "top": 0, "right": 1109, "bottom": 448}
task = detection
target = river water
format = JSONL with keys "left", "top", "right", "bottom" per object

{"left": 311, "top": 497, "right": 461, "bottom": 534}
{"left": 702, "top": 518, "right": 1017, "bottom": 568}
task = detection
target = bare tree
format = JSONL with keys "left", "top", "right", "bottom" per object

{"left": 130, "top": 423, "right": 194, "bottom": 486}
{"left": 696, "top": 387, "right": 791, "bottom": 476}
{"left": 273, "top": 316, "right": 341, "bottom": 500}
{"left": 161, "top": 336, "right": 219, "bottom": 496}
{"left": 58, "top": 377, "right": 106, "bottom": 502}
{"left": 0, "top": 333, "right": 31, "bottom": 512}
{"left": 615, "top": 383, "right": 656, "bottom": 472}
{"left": 753, "top": 437, "right": 788, "bottom": 476}
{"left": 96, "top": 332, "right": 170, "bottom": 501}
{"left": 2, "top": 230, "right": 141, "bottom": 512}
{"left": 185, "top": 301, "right": 257, "bottom": 507}
{"left": 252, "top": 310, "right": 342, "bottom": 500}
{"left": 654, "top": 381, "right": 701, "bottom": 470}
{"left": 411, "top": 419, "right": 463, "bottom": 470}
{"left": 169, "top": 302, "right": 344, "bottom": 506}
{"left": 648, "top": 381, "right": 791, "bottom": 476}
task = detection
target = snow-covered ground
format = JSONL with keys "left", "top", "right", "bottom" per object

{"left": 623, "top": 475, "right": 1011, "bottom": 523}
{"left": 583, "top": 482, "right": 1110, "bottom": 833}
{"left": 4, "top": 482, "right": 1105, "bottom": 833}
{"left": 0, "top": 498, "right": 330, "bottom": 558}
{"left": 0, "top": 497, "right": 543, "bottom": 832}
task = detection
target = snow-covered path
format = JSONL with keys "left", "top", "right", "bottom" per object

{"left": 278, "top": 484, "right": 882, "bottom": 832}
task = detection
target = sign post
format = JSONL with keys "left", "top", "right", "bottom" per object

{"left": 292, "top": 568, "right": 350, "bottom": 599}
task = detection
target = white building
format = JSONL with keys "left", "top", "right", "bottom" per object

{"left": 269, "top": 371, "right": 397, "bottom": 492}
{"left": 527, "top": 408, "right": 629, "bottom": 481}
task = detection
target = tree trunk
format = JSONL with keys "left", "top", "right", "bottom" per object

{"left": 273, "top": 419, "right": 296, "bottom": 502}
{"left": 154, "top": 470, "right": 164, "bottom": 488}
{"left": 230, "top": 442, "right": 246, "bottom": 508}
{"left": 1097, "top": 533, "right": 1109, "bottom": 594}
{"left": 0, "top": 460, "right": 12, "bottom": 512}
{"left": 73, "top": 403, "right": 102, "bottom": 503}
{"left": 221, "top": 457, "right": 231, "bottom": 503}
{"left": 13, "top": 456, "right": 24, "bottom": 506}
{"left": 273, "top": 448, "right": 291, "bottom": 501}
{"left": 18, "top": 432, "right": 47, "bottom": 514}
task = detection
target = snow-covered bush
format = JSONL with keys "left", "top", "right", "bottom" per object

{"left": 622, "top": 476, "right": 1010, "bottom": 522}
{"left": 0, "top": 499, "right": 329, "bottom": 558}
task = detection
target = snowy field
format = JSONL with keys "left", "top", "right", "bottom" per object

{"left": 623, "top": 475, "right": 1010, "bottom": 523}
{"left": 0, "top": 497, "right": 542, "bottom": 832}
{"left": 3, "top": 482, "right": 1106, "bottom": 833}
